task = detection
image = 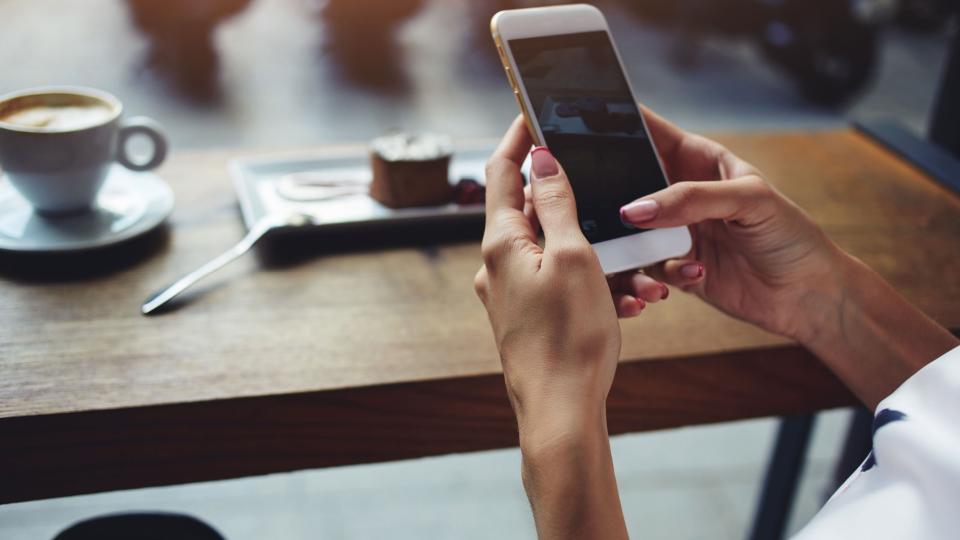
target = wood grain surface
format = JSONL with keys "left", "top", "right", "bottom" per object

{"left": 1, "top": 346, "right": 852, "bottom": 503}
{"left": 1, "top": 129, "right": 958, "bottom": 503}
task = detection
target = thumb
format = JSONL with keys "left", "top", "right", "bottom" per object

{"left": 529, "top": 147, "right": 584, "bottom": 248}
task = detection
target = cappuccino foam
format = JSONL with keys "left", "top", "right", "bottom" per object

{"left": 1, "top": 103, "right": 114, "bottom": 131}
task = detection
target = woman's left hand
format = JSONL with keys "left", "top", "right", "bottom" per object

{"left": 475, "top": 116, "right": 655, "bottom": 539}
{"left": 474, "top": 116, "right": 666, "bottom": 444}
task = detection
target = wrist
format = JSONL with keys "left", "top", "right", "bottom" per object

{"left": 519, "top": 404, "right": 610, "bottom": 497}
{"left": 503, "top": 360, "right": 613, "bottom": 451}
{"left": 792, "top": 248, "right": 958, "bottom": 407}
{"left": 517, "top": 402, "right": 629, "bottom": 540}
{"left": 789, "top": 246, "right": 863, "bottom": 347}
{"left": 517, "top": 401, "right": 609, "bottom": 465}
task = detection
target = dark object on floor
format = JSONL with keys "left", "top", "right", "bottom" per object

{"left": 54, "top": 512, "right": 225, "bottom": 540}
{"left": 620, "top": 0, "right": 889, "bottom": 107}
{"left": 855, "top": 28, "right": 960, "bottom": 195}
{"left": 896, "top": 0, "right": 958, "bottom": 31}
{"left": 928, "top": 27, "right": 960, "bottom": 159}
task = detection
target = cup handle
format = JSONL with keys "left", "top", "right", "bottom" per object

{"left": 117, "top": 117, "right": 168, "bottom": 172}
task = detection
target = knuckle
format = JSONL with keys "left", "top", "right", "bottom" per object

{"left": 473, "top": 268, "right": 488, "bottom": 299}
{"left": 550, "top": 243, "right": 595, "bottom": 269}
{"left": 742, "top": 174, "right": 774, "bottom": 199}
{"left": 672, "top": 181, "right": 701, "bottom": 206}
{"left": 481, "top": 231, "right": 526, "bottom": 265}
{"left": 484, "top": 157, "right": 509, "bottom": 181}
{"left": 479, "top": 240, "right": 498, "bottom": 265}
{"left": 483, "top": 159, "right": 497, "bottom": 179}
{"left": 718, "top": 146, "right": 763, "bottom": 178}
{"left": 535, "top": 187, "right": 572, "bottom": 211}
{"left": 717, "top": 146, "right": 736, "bottom": 167}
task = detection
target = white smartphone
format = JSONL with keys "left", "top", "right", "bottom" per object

{"left": 491, "top": 4, "right": 692, "bottom": 274}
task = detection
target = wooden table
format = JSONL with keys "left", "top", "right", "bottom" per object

{"left": 2, "top": 129, "right": 958, "bottom": 504}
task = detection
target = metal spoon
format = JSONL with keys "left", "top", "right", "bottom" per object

{"left": 141, "top": 212, "right": 312, "bottom": 315}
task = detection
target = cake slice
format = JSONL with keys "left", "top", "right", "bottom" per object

{"left": 369, "top": 132, "right": 453, "bottom": 208}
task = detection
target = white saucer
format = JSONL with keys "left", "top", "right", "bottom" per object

{"left": 0, "top": 165, "right": 174, "bottom": 253}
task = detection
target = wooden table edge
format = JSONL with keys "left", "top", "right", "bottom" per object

{"left": 0, "top": 344, "right": 856, "bottom": 504}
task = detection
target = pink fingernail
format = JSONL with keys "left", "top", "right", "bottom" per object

{"left": 530, "top": 146, "right": 559, "bottom": 178}
{"left": 660, "top": 284, "right": 669, "bottom": 300}
{"left": 680, "top": 262, "right": 704, "bottom": 280}
{"left": 620, "top": 199, "right": 659, "bottom": 223}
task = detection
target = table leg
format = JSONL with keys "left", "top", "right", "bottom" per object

{"left": 828, "top": 407, "right": 873, "bottom": 498}
{"left": 747, "top": 414, "right": 816, "bottom": 540}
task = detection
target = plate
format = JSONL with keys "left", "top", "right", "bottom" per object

{"left": 0, "top": 165, "right": 174, "bottom": 253}
{"left": 230, "top": 146, "right": 495, "bottom": 233}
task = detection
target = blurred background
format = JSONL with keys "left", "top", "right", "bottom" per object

{"left": 1, "top": 0, "right": 956, "bottom": 538}
{"left": 1, "top": 0, "right": 954, "bottom": 148}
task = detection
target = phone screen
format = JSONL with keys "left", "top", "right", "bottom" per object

{"left": 509, "top": 31, "right": 667, "bottom": 243}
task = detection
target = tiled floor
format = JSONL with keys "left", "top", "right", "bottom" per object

{"left": 0, "top": 0, "right": 949, "bottom": 538}
{"left": 0, "top": 410, "right": 852, "bottom": 540}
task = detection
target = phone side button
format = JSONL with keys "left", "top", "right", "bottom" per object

{"left": 513, "top": 91, "right": 534, "bottom": 131}
{"left": 505, "top": 66, "right": 518, "bottom": 88}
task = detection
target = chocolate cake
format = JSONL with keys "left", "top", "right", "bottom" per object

{"left": 369, "top": 132, "right": 453, "bottom": 208}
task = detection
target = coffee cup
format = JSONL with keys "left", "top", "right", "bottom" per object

{"left": 0, "top": 86, "right": 168, "bottom": 215}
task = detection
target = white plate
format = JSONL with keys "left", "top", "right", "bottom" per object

{"left": 230, "top": 147, "right": 494, "bottom": 233}
{"left": 0, "top": 165, "right": 174, "bottom": 253}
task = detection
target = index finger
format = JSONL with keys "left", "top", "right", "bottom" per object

{"left": 484, "top": 115, "right": 532, "bottom": 221}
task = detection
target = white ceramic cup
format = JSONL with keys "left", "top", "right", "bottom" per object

{"left": 0, "top": 86, "right": 168, "bottom": 215}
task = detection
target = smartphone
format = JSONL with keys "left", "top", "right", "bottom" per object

{"left": 491, "top": 4, "right": 692, "bottom": 274}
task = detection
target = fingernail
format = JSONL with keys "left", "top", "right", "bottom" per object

{"left": 660, "top": 284, "right": 669, "bottom": 300}
{"left": 530, "top": 146, "right": 559, "bottom": 178}
{"left": 619, "top": 199, "right": 659, "bottom": 223}
{"left": 680, "top": 262, "right": 704, "bottom": 280}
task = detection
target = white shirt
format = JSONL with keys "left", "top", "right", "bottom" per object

{"left": 794, "top": 345, "right": 960, "bottom": 539}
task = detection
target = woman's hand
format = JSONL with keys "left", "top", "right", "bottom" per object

{"left": 475, "top": 115, "right": 630, "bottom": 540}
{"left": 474, "top": 116, "right": 625, "bottom": 442}
{"left": 616, "top": 108, "right": 958, "bottom": 408}
{"left": 613, "top": 108, "right": 847, "bottom": 343}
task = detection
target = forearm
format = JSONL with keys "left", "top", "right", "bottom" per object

{"left": 518, "top": 406, "right": 628, "bottom": 540}
{"left": 799, "top": 251, "right": 959, "bottom": 409}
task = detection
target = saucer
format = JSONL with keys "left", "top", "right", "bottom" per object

{"left": 0, "top": 165, "right": 174, "bottom": 253}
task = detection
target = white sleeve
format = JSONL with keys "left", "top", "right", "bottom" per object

{"left": 792, "top": 345, "right": 960, "bottom": 540}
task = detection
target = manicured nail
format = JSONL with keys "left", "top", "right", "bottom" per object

{"left": 620, "top": 199, "right": 659, "bottom": 223}
{"left": 530, "top": 146, "right": 559, "bottom": 178}
{"left": 660, "top": 284, "right": 669, "bottom": 300}
{"left": 680, "top": 262, "right": 704, "bottom": 280}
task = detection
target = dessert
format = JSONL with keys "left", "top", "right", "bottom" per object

{"left": 369, "top": 132, "right": 453, "bottom": 208}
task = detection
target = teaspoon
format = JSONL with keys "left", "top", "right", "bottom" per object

{"left": 141, "top": 212, "right": 312, "bottom": 315}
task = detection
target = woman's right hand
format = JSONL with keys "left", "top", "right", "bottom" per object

{"left": 615, "top": 108, "right": 959, "bottom": 409}
{"left": 613, "top": 108, "right": 849, "bottom": 344}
